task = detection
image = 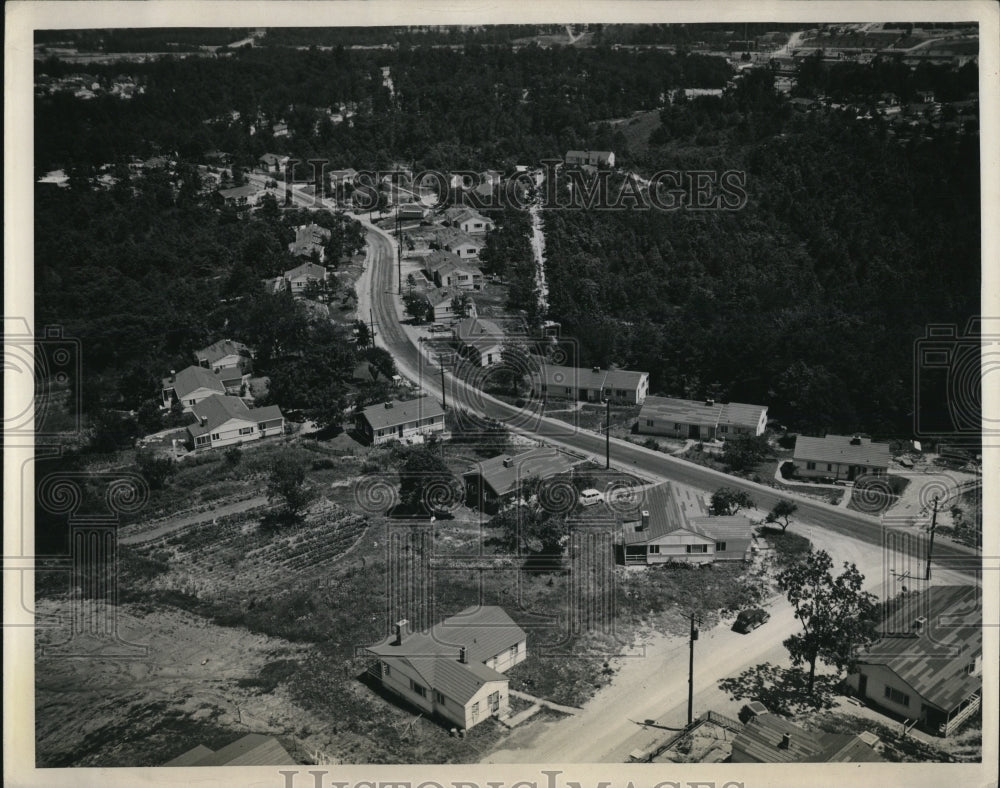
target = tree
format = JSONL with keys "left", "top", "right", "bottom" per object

{"left": 766, "top": 499, "right": 798, "bottom": 532}
{"left": 709, "top": 487, "right": 755, "bottom": 516}
{"left": 402, "top": 291, "right": 430, "bottom": 323}
{"left": 721, "top": 433, "right": 770, "bottom": 472}
{"left": 224, "top": 445, "right": 242, "bottom": 468}
{"left": 266, "top": 452, "right": 313, "bottom": 525}
{"left": 450, "top": 293, "right": 472, "bottom": 318}
{"left": 489, "top": 502, "right": 568, "bottom": 556}
{"left": 775, "top": 549, "right": 879, "bottom": 694}
{"left": 397, "top": 446, "right": 462, "bottom": 516}
{"left": 134, "top": 449, "right": 176, "bottom": 490}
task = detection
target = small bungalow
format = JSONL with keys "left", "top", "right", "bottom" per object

{"left": 792, "top": 434, "right": 890, "bottom": 481}
{"left": 329, "top": 167, "right": 359, "bottom": 185}
{"left": 440, "top": 206, "right": 495, "bottom": 235}
{"left": 218, "top": 183, "right": 261, "bottom": 208}
{"left": 398, "top": 203, "right": 428, "bottom": 221}
{"left": 434, "top": 226, "right": 482, "bottom": 259}
{"left": 619, "top": 482, "right": 754, "bottom": 566}
{"left": 463, "top": 447, "right": 582, "bottom": 513}
{"left": 259, "top": 152, "right": 289, "bottom": 172}
{"left": 289, "top": 223, "right": 332, "bottom": 261}
{"left": 284, "top": 261, "right": 328, "bottom": 295}
{"left": 194, "top": 339, "right": 252, "bottom": 375}
{"left": 162, "top": 365, "right": 246, "bottom": 410}
{"left": 424, "top": 287, "right": 476, "bottom": 324}
{"left": 356, "top": 396, "right": 446, "bottom": 446}
{"left": 164, "top": 733, "right": 295, "bottom": 766}
{"left": 845, "top": 585, "right": 982, "bottom": 737}
{"left": 422, "top": 250, "right": 483, "bottom": 290}
{"left": 453, "top": 317, "right": 504, "bottom": 367}
{"left": 636, "top": 396, "right": 768, "bottom": 441}
{"left": 532, "top": 364, "right": 650, "bottom": 405}
{"left": 187, "top": 394, "right": 284, "bottom": 451}
{"left": 365, "top": 607, "right": 526, "bottom": 730}
{"left": 565, "top": 150, "right": 615, "bottom": 168}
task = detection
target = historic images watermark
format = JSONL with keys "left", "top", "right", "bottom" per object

{"left": 278, "top": 159, "right": 748, "bottom": 214}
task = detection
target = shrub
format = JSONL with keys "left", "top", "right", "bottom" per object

{"left": 311, "top": 458, "right": 337, "bottom": 470}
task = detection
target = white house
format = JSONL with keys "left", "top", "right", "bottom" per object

{"left": 424, "top": 287, "right": 476, "bottom": 324}
{"left": 366, "top": 607, "right": 527, "bottom": 730}
{"left": 453, "top": 317, "right": 504, "bottom": 367}
{"left": 434, "top": 226, "right": 482, "bottom": 259}
{"left": 636, "top": 396, "right": 768, "bottom": 441}
{"left": 440, "top": 206, "right": 495, "bottom": 235}
{"left": 356, "top": 396, "right": 446, "bottom": 446}
{"left": 284, "top": 261, "right": 328, "bottom": 294}
{"left": 289, "top": 223, "right": 331, "bottom": 261}
{"left": 162, "top": 365, "right": 247, "bottom": 410}
{"left": 532, "top": 364, "right": 650, "bottom": 405}
{"left": 565, "top": 150, "right": 615, "bottom": 168}
{"left": 187, "top": 394, "right": 284, "bottom": 451}
{"left": 423, "top": 250, "right": 483, "bottom": 290}
{"left": 194, "top": 339, "right": 252, "bottom": 375}
{"left": 792, "top": 434, "right": 890, "bottom": 481}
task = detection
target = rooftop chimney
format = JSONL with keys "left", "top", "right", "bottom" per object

{"left": 639, "top": 510, "right": 650, "bottom": 531}
{"left": 850, "top": 435, "right": 862, "bottom": 445}
{"left": 779, "top": 732, "right": 791, "bottom": 749}
{"left": 914, "top": 616, "right": 927, "bottom": 634}
{"left": 394, "top": 619, "right": 408, "bottom": 645}
{"left": 459, "top": 646, "right": 468, "bottom": 664}
{"left": 384, "top": 401, "right": 393, "bottom": 409}
{"left": 170, "top": 369, "right": 176, "bottom": 382}
{"left": 705, "top": 398, "right": 715, "bottom": 407}
{"left": 502, "top": 456, "right": 514, "bottom": 468}
{"left": 592, "top": 366, "right": 601, "bottom": 374}
{"left": 200, "top": 416, "right": 208, "bottom": 427}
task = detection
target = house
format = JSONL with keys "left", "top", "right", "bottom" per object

{"left": 636, "top": 396, "right": 768, "bottom": 441}
{"left": 532, "top": 364, "right": 650, "bottom": 405}
{"left": 272, "top": 121, "right": 289, "bottom": 137}
{"left": 844, "top": 585, "right": 982, "bottom": 737}
{"left": 792, "top": 434, "right": 890, "bottom": 481}
{"left": 328, "top": 167, "right": 359, "bottom": 185}
{"left": 730, "top": 703, "right": 884, "bottom": 763}
{"left": 565, "top": 150, "right": 615, "bottom": 168}
{"left": 440, "top": 206, "right": 495, "bottom": 235}
{"left": 218, "top": 183, "right": 261, "bottom": 208}
{"left": 194, "top": 339, "right": 252, "bottom": 375}
{"left": 463, "top": 448, "right": 582, "bottom": 513}
{"left": 434, "top": 226, "right": 482, "bottom": 259}
{"left": 259, "top": 152, "right": 289, "bottom": 172}
{"left": 187, "top": 394, "right": 284, "bottom": 451}
{"left": 424, "top": 250, "right": 483, "bottom": 290}
{"left": 453, "top": 317, "right": 504, "bottom": 367}
{"left": 289, "top": 223, "right": 332, "bottom": 261}
{"left": 480, "top": 169, "right": 503, "bottom": 187}
{"left": 284, "top": 261, "right": 328, "bottom": 294}
{"left": 398, "top": 203, "right": 428, "bottom": 221}
{"left": 356, "top": 396, "right": 446, "bottom": 446}
{"left": 619, "top": 482, "right": 754, "bottom": 566}
{"left": 365, "top": 607, "right": 526, "bottom": 730}
{"left": 164, "top": 733, "right": 294, "bottom": 766}
{"left": 424, "top": 287, "right": 476, "bottom": 323}
{"left": 161, "top": 365, "right": 240, "bottom": 410}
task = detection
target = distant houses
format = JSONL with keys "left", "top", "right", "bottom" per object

{"left": 162, "top": 365, "right": 245, "bottom": 410}
{"left": 365, "top": 607, "right": 526, "bottom": 730}
{"left": 531, "top": 364, "right": 650, "bottom": 405}
{"left": 187, "top": 394, "right": 284, "bottom": 451}
{"left": 462, "top": 447, "right": 583, "bottom": 513}
{"left": 165, "top": 733, "right": 294, "bottom": 766}
{"left": 452, "top": 317, "right": 504, "bottom": 367}
{"left": 565, "top": 150, "right": 615, "bottom": 168}
{"left": 792, "top": 434, "right": 890, "bottom": 480}
{"left": 619, "top": 482, "right": 754, "bottom": 566}
{"left": 636, "top": 396, "right": 768, "bottom": 441}
{"left": 355, "top": 396, "right": 446, "bottom": 446}
{"left": 289, "top": 223, "right": 331, "bottom": 261}
{"left": 845, "top": 585, "right": 982, "bottom": 737}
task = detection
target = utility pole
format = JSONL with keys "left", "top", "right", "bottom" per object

{"left": 369, "top": 308, "right": 376, "bottom": 344}
{"left": 925, "top": 495, "right": 939, "bottom": 581}
{"left": 605, "top": 398, "right": 611, "bottom": 469}
{"left": 440, "top": 364, "right": 447, "bottom": 410}
{"left": 687, "top": 612, "right": 700, "bottom": 725}
{"left": 396, "top": 210, "right": 403, "bottom": 295}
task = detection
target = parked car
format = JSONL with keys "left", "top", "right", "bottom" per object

{"left": 733, "top": 608, "right": 770, "bottom": 634}
{"left": 579, "top": 488, "right": 603, "bottom": 507}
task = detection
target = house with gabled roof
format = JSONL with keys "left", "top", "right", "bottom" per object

{"left": 618, "top": 482, "right": 754, "bottom": 566}
{"left": 453, "top": 317, "right": 504, "bottom": 367}
{"left": 194, "top": 339, "right": 252, "bottom": 374}
{"left": 187, "top": 394, "right": 284, "bottom": 451}
{"left": 845, "top": 585, "right": 982, "bottom": 737}
{"left": 463, "top": 447, "right": 583, "bottom": 513}
{"left": 792, "top": 434, "right": 890, "bottom": 481}
{"left": 565, "top": 150, "right": 615, "bottom": 168}
{"left": 433, "top": 226, "right": 482, "bottom": 259}
{"left": 284, "top": 261, "right": 328, "bottom": 295}
{"left": 161, "top": 365, "right": 246, "bottom": 410}
{"left": 440, "top": 206, "right": 494, "bottom": 235}
{"left": 165, "top": 733, "right": 294, "bottom": 766}
{"left": 424, "top": 287, "right": 476, "bottom": 324}
{"left": 637, "top": 396, "right": 768, "bottom": 441}
{"left": 218, "top": 183, "right": 261, "bottom": 208}
{"left": 366, "top": 606, "right": 526, "bottom": 730}
{"left": 356, "top": 396, "right": 446, "bottom": 446}
{"left": 532, "top": 364, "right": 650, "bottom": 405}
{"left": 422, "top": 250, "right": 483, "bottom": 290}
{"left": 289, "top": 223, "right": 331, "bottom": 261}
{"left": 259, "top": 152, "right": 289, "bottom": 172}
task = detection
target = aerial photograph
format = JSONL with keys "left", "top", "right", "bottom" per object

{"left": 12, "top": 10, "right": 992, "bottom": 782}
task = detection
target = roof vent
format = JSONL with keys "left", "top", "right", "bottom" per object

{"left": 705, "top": 398, "right": 715, "bottom": 407}
{"left": 850, "top": 435, "right": 862, "bottom": 445}
{"left": 502, "top": 456, "right": 514, "bottom": 468}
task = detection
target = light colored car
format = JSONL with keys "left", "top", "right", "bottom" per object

{"left": 579, "top": 488, "right": 603, "bottom": 507}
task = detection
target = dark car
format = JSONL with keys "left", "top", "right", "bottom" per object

{"left": 733, "top": 608, "right": 770, "bottom": 634}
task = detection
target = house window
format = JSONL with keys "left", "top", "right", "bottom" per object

{"left": 646, "top": 420, "right": 654, "bottom": 427}
{"left": 827, "top": 463, "right": 834, "bottom": 471}
{"left": 509, "top": 643, "right": 520, "bottom": 657}
{"left": 686, "top": 544, "right": 708, "bottom": 554}
{"left": 565, "top": 387, "right": 572, "bottom": 394}
{"left": 716, "top": 542, "right": 727, "bottom": 552}
{"left": 434, "top": 690, "right": 446, "bottom": 705}
{"left": 410, "top": 680, "right": 427, "bottom": 698}
{"left": 188, "top": 399, "right": 197, "bottom": 405}
{"left": 884, "top": 686, "right": 909, "bottom": 706}
{"left": 674, "top": 423, "right": 681, "bottom": 431}
{"left": 382, "top": 662, "right": 391, "bottom": 676}
{"left": 720, "top": 425, "right": 728, "bottom": 434}
{"left": 648, "top": 545, "right": 660, "bottom": 554}
{"left": 211, "top": 433, "right": 220, "bottom": 441}
{"left": 471, "top": 701, "right": 480, "bottom": 717}
{"left": 239, "top": 426, "right": 253, "bottom": 435}
{"left": 806, "top": 462, "right": 817, "bottom": 470}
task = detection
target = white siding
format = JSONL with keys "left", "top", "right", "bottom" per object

{"left": 483, "top": 640, "right": 527, "bottom": 673}
{"left": 370, "top": 415, "right": 446, "bottom": 446}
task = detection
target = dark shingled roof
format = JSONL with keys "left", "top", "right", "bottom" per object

{"left": 165, "top": 734, "right": 294, "bottom": 766}
{"left": 732, "top": 712, "right": 884, "bottom": 763}
{"left": 162, "top": 365, "right": 226, "bottom": 400}
{"left": 793, "top": 434, "right": 891, "bottom": 469}
{"left": 358, "top": 396, "right": 445, "bottom": 432}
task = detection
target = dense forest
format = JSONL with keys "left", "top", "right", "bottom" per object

{"left": 543, "top": 73, "right": 979, "bottom": 437}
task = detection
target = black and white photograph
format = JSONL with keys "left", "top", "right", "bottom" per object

{"left": 4, "top": 2, "right": 998, "bottom": 787}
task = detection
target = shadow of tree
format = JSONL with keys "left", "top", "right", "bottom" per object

{"left": 718, "top": 662, "right": 839, "bottom": 716}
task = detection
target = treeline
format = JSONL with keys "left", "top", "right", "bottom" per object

{"left": 794, "top": 53, "right": 978, "bottom": 102}
{"left": 542, "top": 88, "right": 979, "bottom": 437}
{"left": 35, "top": 45, "right": 732, "bottom": 174}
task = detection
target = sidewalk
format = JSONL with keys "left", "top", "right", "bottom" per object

{"left": 509, "top": 689, "right": 582, "bottom": 716}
